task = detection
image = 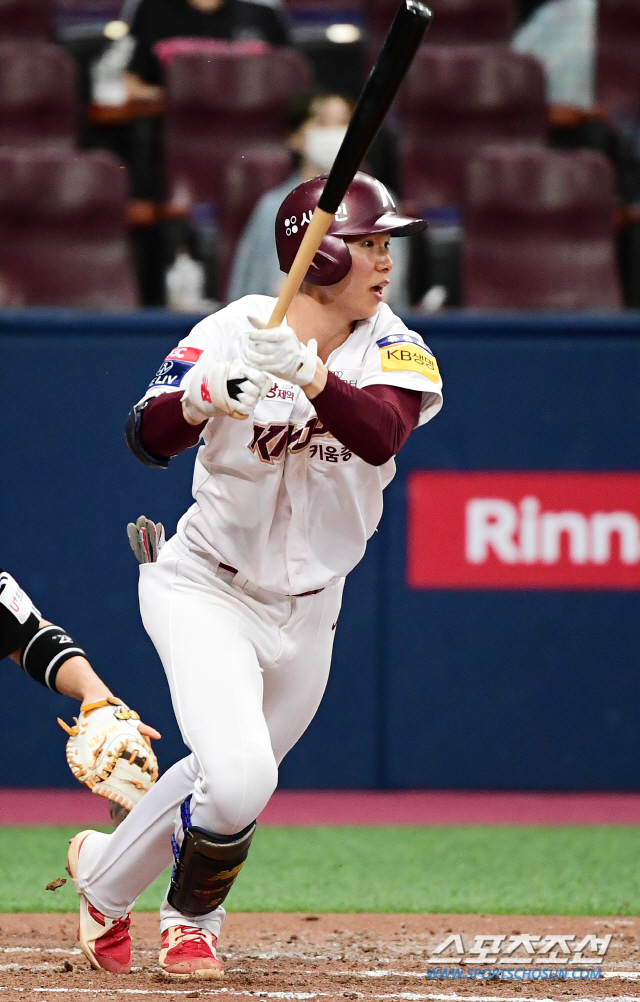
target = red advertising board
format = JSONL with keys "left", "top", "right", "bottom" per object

{"left": 407, "top": 472, "right": 640, "bottom": 589}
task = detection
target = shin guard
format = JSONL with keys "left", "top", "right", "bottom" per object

{"left": 168, "top": 798, "right": 256, "bottom": 917}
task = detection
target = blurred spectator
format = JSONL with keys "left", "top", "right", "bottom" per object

{"left": 228, "top": 90, "right": 411, "bottom": 312}
{"left": 512, "top": 0, "right": 596, "bottom": 109}
{"left": 124, "top": 0, "right": 289, "bottom": 102}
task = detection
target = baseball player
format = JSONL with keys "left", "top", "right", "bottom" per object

{"left": 66, "top": 172, "right": 443, "bottom": 979}
{"left": 0, "top": 565, "right": 160, "bottom": 824}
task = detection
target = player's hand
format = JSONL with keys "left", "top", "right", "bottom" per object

{"left": 182, "top": 356, "right": 272, "bottom": 423}
{"left": 244, "top": 316, "right": 318, "bottom": 387}
{"left": 58, "top": 697, "right": 160, "bottom": 815}
{"left": 138, "top": 722, "right": 162, "bottom": 740}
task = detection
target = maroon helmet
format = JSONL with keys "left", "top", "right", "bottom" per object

{"left": 275, "top": 171, "right": 427, "bottom": 287}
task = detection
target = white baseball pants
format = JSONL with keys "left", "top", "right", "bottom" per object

{"left": 75, "top": 537, "right": 344, "bottom": 935}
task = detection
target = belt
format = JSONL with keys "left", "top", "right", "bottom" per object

{"left": 170, "top": 536, "right": 328, "bottom": 599}
{"left": 216, "top": 561, "right": 323, "bottom": 599}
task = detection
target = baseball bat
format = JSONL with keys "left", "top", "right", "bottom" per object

{"left": 266, "top": 0, "right": 433, "bottom": 329}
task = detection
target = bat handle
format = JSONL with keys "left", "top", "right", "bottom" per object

{"left": 267, "top": 207, "right": 334, "bottom": 329}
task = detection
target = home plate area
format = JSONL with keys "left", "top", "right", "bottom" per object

{"left": 0, "top": 915, "right": 639, "bottom": 1002}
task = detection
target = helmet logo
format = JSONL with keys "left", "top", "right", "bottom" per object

{"left": 287, "top": 209, "right": 315, "bottom": 235}
{"left": 373, "top": 179, "right": 395, "bottom": 209}
{"left": 335, "top": 202, "right": 348, "bottom": 221}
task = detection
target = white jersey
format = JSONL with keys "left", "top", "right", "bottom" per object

{"left": 139, "top": 295, "right": 443, "bottom": 595}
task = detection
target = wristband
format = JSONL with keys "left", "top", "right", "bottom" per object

{"left": 21, "top": 625, "right": 86, "bottom": 692}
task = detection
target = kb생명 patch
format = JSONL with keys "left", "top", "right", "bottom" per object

{"left": 379, "top": 340, "right": 440, "bottom": 383}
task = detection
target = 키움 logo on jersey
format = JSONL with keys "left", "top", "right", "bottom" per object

{"left": 248, "top": 418, "right": 352, "bottom": 464}
{"left": 407, "top": 472, "right": 640, "bottom": 589}
{"left": 148, "top": 346, "right": 204, "bottom": 389}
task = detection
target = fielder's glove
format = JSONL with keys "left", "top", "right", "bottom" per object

{"left": 244, "top": 316, "right": 318, "bottom": 387}
{"left": 127, "top": 515, "right": 165, "bottom": 564}
{"left": 58, "top": 698, "right": 159, "bottom": 816}
{"left": 181, "top": 353, "right": 272, "bottom": 423}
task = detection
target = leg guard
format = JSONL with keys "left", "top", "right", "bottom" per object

{"left": 167, "top": 798, "right": 256, "bottom": 918}
{"left": 0, "top": 569, "right": 40, "bottom": 661}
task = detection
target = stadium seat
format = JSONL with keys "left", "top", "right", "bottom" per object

{"left": 0, "top": 40, "right": 77, "bottom": 151}
{"left": 216, "top": 143, "right": 293, "bottom": 298}
{"left": 0, "top": 0, "right": 52, "bottom": 37}
{"left": 164, "top": 45, "right": 313, "bottom": 210}
{"left": 0, "top": 149, "right": 138, "bottom": 309}
{"left": 462, "top": 144, "right": 622, "bottom": 309}
{"left": 398, "top": 45, "right": 547, "bottom": 210}
{"left": 284, "top": 0, "right": 360, "bottom": 15}
{"left": 364, "top": 0, "right": 512, "bottom": 53}
{"left": 54, "top": 0, "right": 121, "bottom": 30}
{"left": 597, "top": 0, "right": 640, "bottom": 124}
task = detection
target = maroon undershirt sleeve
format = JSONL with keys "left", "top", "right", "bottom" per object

{"left": 139, "top": 374, "right": 422, "bottom": 467}
{"left": 140, "top": 392, "right": 205, "bottom": 458}
{"left": 312, "top": 371, "right": 422, "bottom": 466}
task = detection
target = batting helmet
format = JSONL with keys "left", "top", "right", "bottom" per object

{"left": 275, "top": 171, "right": 427, "bottom": 287}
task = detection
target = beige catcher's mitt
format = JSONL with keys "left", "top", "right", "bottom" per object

{"left": 58, "top": 697, "right": 159, "bottom": 814}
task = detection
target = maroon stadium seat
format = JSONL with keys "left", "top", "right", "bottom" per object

{"left": 0, "top": 0, "right": 52, "bottom": 37}
{"left": 0, "top": 40, "right": 76, "bottom": 151}
{"left": 364, "top": 0, "right": 512, "bottom": 53}
{"left": 164, "top": 45, "right": 313, "bottom": 210}
{"left": 284, "top": 0, "right": 360, "bottom": 15}
{"left": 398, "top": 45, "right": 546, "bottom": 210}
{"left": 0, "top": 149, "right": 138, "bottom": 309}
{"left": 597, "top": 0, "right": 640, "bottom": 123}
{"left": 462, "top": 144, "right": 622, "bottom": 309}
{"left": 54, "top": 0, "right": 121, "bottom": 27}
{"left": 216, "top": 143, "right": 293, "bottom": 298}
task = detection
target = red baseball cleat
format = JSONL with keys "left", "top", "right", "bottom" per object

{"left": 159, "top": 925, "right": 224, "bottom": 979}
{"left": 67, "top": 830, "right": 132, "bottom": 974}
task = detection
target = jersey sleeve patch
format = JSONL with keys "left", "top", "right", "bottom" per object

{"left": 166, "top": 346, "right": 203, "bottom": 363}
{"left": 376, "top": 332, "right": 431, "bottom": 351}
{"left": 378, "top": 339, "right": 440, "bottom": 383}
{"left": 148, "top": 346, "right": 204, "bottom": 389}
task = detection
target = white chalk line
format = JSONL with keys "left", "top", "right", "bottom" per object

{"left": 0, "top": 949, "right": 81, "bottom": 955}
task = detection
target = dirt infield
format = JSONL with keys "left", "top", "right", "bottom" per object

{"left": 0, "top": 913, "right": 639, "bottom": 1001}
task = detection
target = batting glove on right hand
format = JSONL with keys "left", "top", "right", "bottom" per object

{"left": 182, "top": 356, "right": 272, "bottom": 423}
{"left": 244, "top": 316, "right": 318, "bottom": 387}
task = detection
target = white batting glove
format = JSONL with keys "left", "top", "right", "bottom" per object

{"left": 181, "top": 356, "right": 272, "bottom": 423}
{"left": 244, "top": 315, "right": 318, "bottom": 387}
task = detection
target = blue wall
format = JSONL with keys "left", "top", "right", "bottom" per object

{"left": 1, "top": 309, "right": 640, "bottom": 790}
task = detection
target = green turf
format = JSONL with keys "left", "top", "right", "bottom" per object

{"left": 2, "top": 825, "right": 639, "bottom": 915}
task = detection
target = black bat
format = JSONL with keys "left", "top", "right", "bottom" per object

{"left": 320, "top": 0, "right": 433, "bottom": 214}
{"left": 266, "top": 0, "right": 433, "bottom": 328}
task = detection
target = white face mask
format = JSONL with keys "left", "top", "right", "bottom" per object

{"left": 303, "top": 126, "right": 348, "bottom": 172}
